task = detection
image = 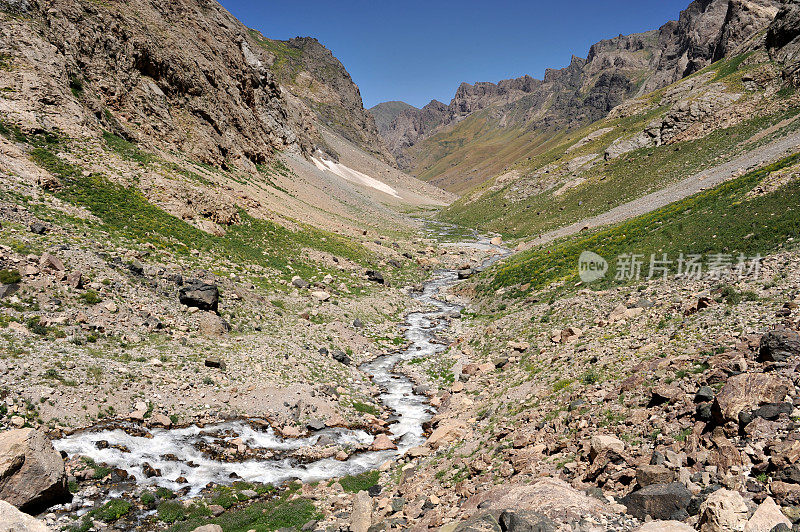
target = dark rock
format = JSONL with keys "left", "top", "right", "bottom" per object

{"left": 292, "top": 277, "right": 310, "bottom": 289}
{"left": 179, "top": 280, "right": 219, "bottom": 312}
{"left": 353, "top": 318, "right": 363, "bottom": 328}
{"left": 332, "top": 350, "right": 351, "bottom": 365}
{"left": 759, "top": 330, "right": 800, "bottom": 363}
{"left": 366, "top": 270, "right": 385, "bottom": 284}
{"left": 142, "top": 462, "right": 160, "bottom": 478}
{"left": 753, "top": 402, "right": 793, "bottom": 421}
{"left": 204, "top": 358, "right": 224, "bottom": 369}
{"left": 695, "top": 386, "right": 715, "bottom": 403}
{"left": 367, "top": 484, "right": 382, "bottom": 497}
{"left": 127, "top": 260, "right": 144, "bottom": 275}
{"left": 696, "top": 403, "right": 713, "bottom": 422}
{"left": 28, "top": 222, "right": 47, "bottom": 234}
{"left": 620, "top": 482, "right": 692, "bottom": 521}
{"left": 499, "top": 509, "right": 556, "bottom": 532}
{"left": 568, "top": 399, "right": 585, "bottom": 412}
{"left": 0, "top": 283, "right": 19, "bottom": 299}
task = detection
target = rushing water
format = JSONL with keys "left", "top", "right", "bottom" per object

{"left": 54, "top": 234, "right": 507, "bottom": 495}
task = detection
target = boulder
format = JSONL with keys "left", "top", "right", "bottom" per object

{"left": 0, "top": 429, "right": 69, "bottom": 512}
{"left": 365, "top": 270, "right": 385, "bottom": 284}
{"left": 589, "top": 434, "right": 625, "bottom": 460}
{"left": 178, "top": 280, "right": 219, "bottom": 312}
{"left": 0, "top": 500, "right": 51, "bottom": 532}
{"left": 463, "top": 478, "right": 609, "bottom": 522}
{"left": 369, "top": 434, "right": 397, "bottom": 452}
{"left": 698, "top": 488, "right": 748, "bottom": 532}
{"left": 498, "top": 510, "right": 556, "bottom": 532}
{"left": 331, "top": 350, "right": 351, "bottom": 366}
{"left": 621, "top": 482, "right": 692, "bottom": 521}
{"left": 634, "top": 522, "right": 694, "bottom": 532}
{"left": 191, "top": 525, "right": 223, "bottom": 532}
{"left": 744, "top": 497, "right": 791, "bottom": 532}
{"left": 198, "top": 312, "right": 229, "bottom": 337}
{"left": 758, "top": 330, "right": 800, "bottom": 363}
{"left": 636, "top": 465, "right": 674, "bottom": 487}
{"left": 713, "top": 373, "right": 791, "bottom": 423}
{"left": 351, "top": 491, "right": 372, "bottom": 532}
{"left": 428, "top": 420, "right": 468, "bottom": 449}
{"left": 38, "top": 253, "right": 64, "bottom": 272}
{"left": 291, "top": 276, "right": 309, "bottom": 289}
{"left": 311, "top": 290, "right": 331, "bottom": 302}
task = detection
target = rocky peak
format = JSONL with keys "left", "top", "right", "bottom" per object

{"left": 373, "top": 0, "right": 788, "bottom": 176}
{"left": 253, "top": 32, "right": 394, "bottom": 164}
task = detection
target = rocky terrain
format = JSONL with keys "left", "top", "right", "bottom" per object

{"left": 2, "top": 0, "right": 800, "bottom": 531}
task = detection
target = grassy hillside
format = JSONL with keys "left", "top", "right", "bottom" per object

{"left": 440, "top": 52, "right": 800, "bottom": 237}
{"left": 479, "top": 152, "right": 800, "bottom": 296}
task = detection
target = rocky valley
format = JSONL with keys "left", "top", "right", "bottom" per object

{"left": 1, "top": 0, "right": 800, "bottom": 532}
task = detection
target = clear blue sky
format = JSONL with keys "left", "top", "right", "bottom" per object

{"left": 219, "top": 0, "right": 691, "bottom": 109}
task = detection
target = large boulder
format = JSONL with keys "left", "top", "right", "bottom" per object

{"left": 758, "top": 329, "right": 800, "bottom": 363}
{"left": 178, "top": 280, "right": 219, "bottom": 312}
{"left": 0, "top": 429, "right": 69, "bottom": 512}
{"left": 698, "top": 488, "right": 748, "bottom": 532}
{"left": 621, "top": 482, "right": 692, "bottom": 521}
{"left": 351, "top": 490, "right": 372, "bottom": 532}
{"left": 744, "top": 497, "right": 792, "bottom": 532}
{"left": 712, "top": 373, "right": 791, "bottom": 423}
{"left": 198, "top": 312, "right": 229, "bottom": 337}
{"left": 463, "top": 478, "right": 609, "bottom": 522}
{"left": 0, "top": 500, "right": 51, "bottom": 532}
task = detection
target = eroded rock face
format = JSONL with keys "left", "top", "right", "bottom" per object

{"left": 766, "top": 1, "right": 800, "bottom": 82}
{"left": 712, "top": 372, "right": 791, "bottom": 423}
{"left": 0, "top": 429, "right": 69, "bottom": 513}
{"left": 373, "top": 0, "right": 783, "bottom": 173}
{"left": 0, "top": 0, "right": 320, "bottom": 169}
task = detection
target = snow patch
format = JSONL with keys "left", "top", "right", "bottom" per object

{"left": 311, "top": 156, "right": 400, "bottom": 198}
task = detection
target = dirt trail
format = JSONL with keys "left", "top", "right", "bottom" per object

{"left": 522, "top": 131, "right": 800, "bottom": 249}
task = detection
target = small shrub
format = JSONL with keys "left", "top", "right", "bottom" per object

{"left": 552, "top": 378, "right": 574, "bottom": 392}
{"left": 352, "top": 401, "right": 378, "bottom": 415}
{"left": 80, "top": 290, "right": 102, "bottom": 304}
{"left": 140, "top": 490, "right": 156, "bottom": 506}
{"left": 0, "top": 269, "right": 21, "bottom": 285}
{"left": 157, "top": 500, "right": 187, "bottom": 523}
{"left": 155, "top": 486, "right": 175, "bottom": 500}
{"left": 93, "top": 499, "right": 131, "bottom": 522}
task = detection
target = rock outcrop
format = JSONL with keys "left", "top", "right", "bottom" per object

{"left": 0, "top": 500, "right": 51, "bottom": 532}
{"left": 0, "top": 429, "right": 69, "bottom": 513}
{"left": 373, "top": 0, "right": 785, "bottom": 176}
{"left": 0, "top": 0, "right": 390, "bottom": 171}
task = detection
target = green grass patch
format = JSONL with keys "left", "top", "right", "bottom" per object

{"left": 166, "top": 492, "right": 318, "bottom": 532}
{"left": 339, "top": 470, "right": 380, "bottom": 493}
{"left": 0, "top": 269, "right": 21, "bottom": 285}
{"left": 487, "top": 152, "right": 800, "bottom": 292}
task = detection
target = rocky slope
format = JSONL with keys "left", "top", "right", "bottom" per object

{"left": 250, "top": 33, "right": 395, "bottom": 165}
{"left": 0, "top": 0, "right": 392, "bottom": 173}
{"left": 372, "top": 0, "right": 785, "bottom": 192}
